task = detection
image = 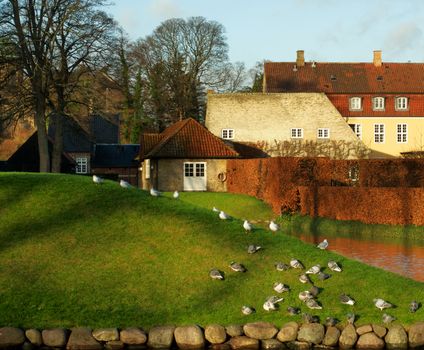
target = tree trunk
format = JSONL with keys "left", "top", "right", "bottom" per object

{"left": 51, "top": 113, "right": 64, "bottom": 173}
{"left": 35, "top": 96, "right": 50, "bottom": 172}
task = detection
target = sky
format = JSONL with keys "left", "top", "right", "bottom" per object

{"left": 109, "top": 0, "right": 424, "bottom": 69}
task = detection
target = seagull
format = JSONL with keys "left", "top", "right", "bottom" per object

{"left": 243, "top": 220, "right": 253, "bottom": 233}
{"left": 382, "top": 313, "right": 396, "bottom": 324}
{"left": 273, "top": 282, "right": 290, "bottom": 293}
{"left": 302, "top": 313, "right": 319, "bottom": 324}
{"left": 275, "top": 262, "right": 290, "bottom": 271}
{"left": 209, "top": 269, "right": 224, "bottom": 280}
{"left": 325, "top": 317, "right": 338, "bottom": 327}
{"left": 269, "top": 220, "right": 279, "bottom": 232}
{"left": 410, "top": 301, "right": 419, "bottom": 313}
{"left": 219, "top": 211, "right": 230, "bottom": 220}
{"left": 317, "top": 239, "right": 329, "bottom": 250}
{"left": 120, "top": 179, "right": 131, "bottom": 188}
{"left": 150, "top": 188, "right": 160, "bottom": 196}
{"left": 340, "top": 294, "right": 355, "bottom": 305}
{"left": 299, "top": 274, "right": 312, "bottom": 284}
{"left": 309, "top": 285, "right": 320, "bottom": 297}
{"left": 247, "top": 244, "right": 261, "bottom": 254}
{"left": 92, "top": 175, "right": 104, "bottom": 184}
{"left": 328, "top": 260, "right": 342, "bottom": 272}
{"left": 287, "top": 306, "right": 300, "bottom": 316}
{"left": 263, "top": 296, "right": 284, "bottom": 311}
{"left": 317, "top": 271, "right": 331, "bottom": 281}
{"left": 212, "top": 207, "right": 220, "bottom": 212}
{"left": 230, "top": 262, "right": 246, "bottom": 272}
{"left": 306, "top": 298, "right": 322, "bottom": 310}
{"left": 347, "top": 313, "right": 356, "bottom": 325}
{"left": 241, "top": 306, "right": 255, "bottom": 315}
{"left": 299, "top": 291, "right": 314, "bottom": 301}
{"left": 374, "top": 298, "right": 393, "bottom": 311}
{"left": 306, "top": 264, "right": 321, "bottom": 274}
{"left": 173, "top": 190, "right": 179, "bottom": 199}
{"left": 290, "top": 259, "right": 304, "bottom": 269}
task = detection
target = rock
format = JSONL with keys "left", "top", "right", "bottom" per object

{"left": 22, "top": 341, "right": 34, "bottom": 350}
{"left": 261, "top": 339, "right": 286, "bottom": 350}
{"left": 120, "top": 328, "right": 147, "bottom": 345}
{"left": 297, "top": 323, "right": 324, "bottom": 345}
{"left": 205, "top": 325, "right": 227, "bottom": 344}
{"left": 226, "top": 325, "right": 244, "bottom": 338}
{"left": 356, "top": 325, "right": 372, "bottom": 336}
{"left": 25, "top": 329, "right": 42, "bottom": 346}
{"left": 210, "top": 343, "right": 232, "bottom": 350}
{"left": 0, "top": 327, "right": 25, "bottom": 348}
{"left": 277, "top": 323, "right": 299, "bottom": 343}
{"left": 385, "top": 325, "right": 408, "bottom": 350}
{"left": 312, "top": 346, "right": 334, "bottom": 350}
{"left": 42, "top": 328, "right": 68, "bottom": 347}
{"left": 356, "top": 332, "right": 384, "bottom": 349}
{"left": 244, "top": 323, "right": 278, "bottom": 340}
{"left": 229, "top": 336, "right": 259, "bottom": 350}
{"left": 66, "top": 328, "right": 103, "bottom": 350}
{"left": 339, "top": 325, "right": 357, "bottom": 349}
{"left": 409, "top": 322, "right": 424, "bottom": 348}
{"left": 174, "top": 325, "right": 205, "bottom": 349}
{"left": 105, "top": 340, "right": 124, "bottom": 350}
{"left": 322, "top": 326, "right": 340, "bottom": 347}
{"left": 285, "top": 341, "right": 311, "bottom": 350}
{"left": 147, "top": 326, "right": 175, "bottom": 349}
{"left": 372, "top": 325, "right": 387, "bottom": 338}
{"left": 92, "top": 328, "right": 119, "bottom": 342}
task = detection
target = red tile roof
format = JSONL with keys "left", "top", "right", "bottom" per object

{"left": 139, "top": 118, "right": 239, "bottom": 159}
{"left": 264, "top": 62, "right": 424, "bottom": 94}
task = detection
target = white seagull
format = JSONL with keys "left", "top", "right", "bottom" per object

{"left": 173, "top": 190, "right": 179, "bottom": 199}
{"left": 243, "top": 220, "right": 253, "bottom": 233}
{"left": 92, "top": 175, "right": 104, "bottom": 184}
{"left": 219, "top": 211, "right": 230, "bottom": 220}
{"left": 212, "top": 207, "right": 220, "bottom": 212}
{"left": 273, "top": 282, "right": 290, "bottom": 293}
{"left": 263, "top": 296, "right": 284, "bottom": 311}
{"left": 317, "top": 239, "right": 329, "bottom": 250}
{"left": 269, "top": 220, "right": 279, "bottom": 232}
{"left": 150, "top": 188, "right": 160, "bottom": 196}
{"left": 290, "top": 259, "right": 305, "bottom": 269}
{"left": 305, "top": 264, "right": 321, "bottom": 275}
{"left": 374, "top": 298, "right": 393, "bottom": 311}
{"left": 328, "top": 260, "right": 342, "bottom": 272}
{"left": 120, "top": 179, "right": 131, "bottom": 188}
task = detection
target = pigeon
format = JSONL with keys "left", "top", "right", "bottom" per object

{"left": 273, "top": 282, "right": 290, "bottom": 293}
{"left": 306, "top": 298, "right": 322, "bottom": 310}
{"left": 328, "top": 260, "right": 342, "bottom": 272}
{"left": 347, "top": 313, "right": 356, "bottom": 325}
{"left": 317, "top": 239, "right": 329, "bottom": 250}
{"left": 299, "top": 291, "right": 314, "bottom": 301}
{"left": 269, "top": 220, "right": 279, "bottom": 232}
{"left": 290, "top": 259, "right": 304, "bottom": 269}
{"left": 150, "top": 188, "right": 160, "bottom": 196}
{"left": 275, "top": 262, "right": 290, "bottom": 271}
{"left": 382, "top": 313, "right": 396, "bottom": 324}
{"left": 299, "top": 274, "right": 312, "bottom": 284}
{"left": 173, "top": 190, "right": 179, "bottom": 199}
{"left": 306, "top": 264, "right": 321, "bottom": 274}
{"left": 374, "top": 298, "right": 393, "bottom": 311}
{"left": 243, "top": 220, "right": 253, "bottom": 233}
{"left": 340, "top": 294, "right": 355, "bottom": 306}
{"left": 230, "top": 262, "right": 246, "bottom": 272}
{"left": 263, "top": 296, "right": 284, "bottom": 311}
{"left": 212, "top": 207, "right": 220, "bottom": 212}
{"left": 309, "top": 285, "right": 320, "bottom": 297}
{"left": 92, "top": 175, "right": 104, "bottom": 184}
{"left": 302, "top": 313, "right": 319, "bottom": 324}
{"left": 120, "top": 179, "right": 131, "bottom": 188}
{"left": 247, "top": 244, "right": 261, "bottom": 254}
{"left": 209, "top": 269, "right": 224, "bottom": 280}
{"left": 410, "top": 301, "right": 419, "bottom": 313}
{"left": 219, "top": 211, "right": 230, "bottom": 220}
{"left": 317, "top": 272, "right": 331, "bottom": 281}
{"left": 325, "top": 317, "right": 338, "bottom": 327}
{"left": 287, "top": 306, "right": 300, "bottom": 316}
{"left": 241, "top": 305, "right": 255, "bottom": 315}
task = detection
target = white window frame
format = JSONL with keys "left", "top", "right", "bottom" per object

{"left": 349, "top": 97, "right": 362, "bottom": 111}
{"left": 76, "top": 157, "right": 88, "bottom": 174}
{"left": 221, "top": 129, "right": 234, "bottom": 140}
{"left": 290, "top": 128, "right": 303, "bottom": 139}
{"left": 374, "top": 124, "right": 385, "bottom": 143}
{"left": 372, "top": 97, "right": 385, "bottom": 111}
{"left": 395, "top": 97, "right": 408, "bottom": 111}
{"left": 396, "top": 123, "right": 408, "bottom": 143}
{"left": 349, "top": 124, "right": 362, "bottom": 139}
{"left": 317, "top": 128, "right": 330, "bottom": 139}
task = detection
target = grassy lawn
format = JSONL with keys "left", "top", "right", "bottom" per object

{"left": 0, "top": 173, "right": 423, "bottom": 329}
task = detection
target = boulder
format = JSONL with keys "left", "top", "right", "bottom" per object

{"left": 297, "top": 323, "right": 324, "bottom": 345}
{"left": 339, "top": 325, "right": 357, "bottom": 349}
{"left": 261, "top": 339, "right": 286, "bottom": 350}
{"left": 147, "top": 326, "right": 175, "bottom": 349}
{"left": 205, "top": 325, "right": 227, "bottom": 344}
{"left": 277, "top": 323, "right": 299, "bottom": 343}
{"left": 356, "top": 332, "right": 384, "bottom": 349}
{"left": 42, "top": 328, "right": 68, "bottom": 347}
{"left": 322, "top": 326, "right": 340, "bottom": 347}
{"left": 372, "top": 325, "right": 387, "bottom": 338}
{"left": 120, "top": 328, "right": 147, "bottom": 345}
{"left": 409, "top": 322, "right": 424, "bottom": 348}
{"left": 105, "top": 340, "right": 124, "bottom": 350}
{"left": 66, "top": 328, "right": 102, "bottom": 350}
{"left": 229, "top": 336, "right": 259, "bottom": 350}
{"left": 356, "top": 325, "right": 372, "bottom": 336}
{"left": 244, "top": 323, "right": 278, "bottom": 340}
{"left": 174, "top": 325, "right": 205, "bottom": 350}
{"left": 385, "top": 325, "right": 408, "bottom": 350}
{"left": 0, "top": 327, "right": 25, "bottom": 348}
{"left": 285, "top": 341, "right": 311, "bottom": 350}
{"left": 92, "top": 328, "right": 119, "bottom": 342}
{"left": 211, "top": 343, "right": 232, "bottom": 350}
{"left": 226, "top": 325, "right": 244, "bottom": 338}
{"left": 25, "top": 329, "right": 42, "bottom": 346}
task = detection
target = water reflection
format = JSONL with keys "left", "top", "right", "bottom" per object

{"left": 289, "top": 233, "right": 424, "bottom": 282}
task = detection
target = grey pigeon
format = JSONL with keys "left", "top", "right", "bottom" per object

{"left": 275, "top": 262, "right": 290, "bottom": 271}
{"left": 374, "top": 298, "right": 393, "bottom": 311}
{"left": 340, "top": 294, "right": 355, "bottom": 305}
{"left": 209, "top": 269, "right": 224, "bottom": 280}
{"left": 347, "top": 313, "right": 356, "bottom": 325}
{"left": 273, "top": 282, "right": 290, "bottom": 293}
{"left": 302, "top": 313, "right": 319, "bottom": 324}
{"left": 410, "top": 301, "right": 420, "bottom": 313}
{"left": 382, "top": 313, "right": 396, "bottom": 324}
{"left": 290, "top": 259, "right": 304, "bottom": 269}
{"left": 247, "top": 244, "right": 261, "bottom": 254}
{"left": 306, "top": 264, "right": 321, "bottom": 274}
{"left": 287, "top": 306, "right": 300, "bottom": 316}
{"left": 299, "top": 291, "right": 314, "bottom": 301}
{"left": 317, "top": 271, "right": 331, "bottom": 280}
{"left": 328, "top": 260, "right": 342, "bottom": 272}
{"left": 241, "top": 305, "right": 255, "bottom": 315}
{"left": 325, "top": 317, "right": 338, "bottom": 327}
{"left": 306, "top": 298, "right": 322, "bottom": 310}
{"left": 299, "top": 274, "right": 312, "bottom": 284}
{"left": 317, "top": 239, "right": 328, "bottom": 250}
{"left": 309, "top": 285, "right": 320, "bottom": 297}
{"left": 263, "top": 296, "right": 284, "bottom": 311}
{"left": 230, "top": 262, "right": 246, "bottom": 272}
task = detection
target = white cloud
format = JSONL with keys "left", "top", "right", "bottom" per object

{"left": 149, "top": 0, "right": 181, "bottom": 19}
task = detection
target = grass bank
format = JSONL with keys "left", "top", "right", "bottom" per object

{"left": 0, "top": 173, "right": 422, "bottom": 328}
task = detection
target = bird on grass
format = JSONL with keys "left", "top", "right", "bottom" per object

{"left": 306, "top": 298, "right": 322, "bottom": 310}
{"left": 328, "top": 260, "right": 342, "bottom": 272}
{"left": 382, "top": 313, "right": 396, "bottom": 324}
{"left": 273, "top": 282, "right": 290, "bottom": 293}
{"left": 317, "top": 271, "right": 331, "bottom": 281}
{"left": 209, "top": 269, "right": 224, "bottom": 280}
{"left": 173, "top": 190, "right": 179, "bottom": 199}
{"left": 120, "top": 179, "right": 131, "bottom": 188}
{"left": 299, "top": 274, "right": 312, "bottom": 284}
{"left": 150, "top": 188, "right": 160, "bottom": 196}
{"left": 309, "top": 285, "right": 320, "bottom": 297}
{"left": 287, "top": 306, "right": 300, "bottom": 316}
{"left": 241, "top": 306, "right": 255, "bottom": 315}
{"left": 247, "top": 244, "right": 261, "bottom": 254}
{"left": 317, "top": 239, "right": 329, "bottom": 250}
{"left": 219, "top": 211, "right": 230, "bottom": 220}
{"left": 230, "top": 262, "right": 246, "bottom": 272}
{"left": 243, "top": 220, "right": 253, "bottom": 233}
{"left": 374, "top": 298, "right": 393, "bottom": 311}
{"left": 92, "top": 175, "right": 104, "bottom": 184}
{"left": 290, "top": 259, "right": 304, "bottom": 269}
{"left": 410, "top": 301, "right": 420, "bottom": 313}
{"left": 299, "top": 291, "right": 314, "bottom": 301}
{"left": 306, "top": 264, "right": 321, "bottom": 274}
{"left": 275, "top": 262, "right": 290, "bottom": 271}
{"left": 347, "top": 313, "right": 356, "bottom": 325}
{"left": 269, "top": 220, "right": 279, "bottom": 232}
{"left": 212, "top": 207, "right": 220, "bottom": 212}
{"left": 340, "top": 294, "right": 356, "bottom": 306}
{"left": 303, "top": 313, "right": 319, "bottom": 323}
{"left": 263, "top": 296, "right": 284, "bottom": 311}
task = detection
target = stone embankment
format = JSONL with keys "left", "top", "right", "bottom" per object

{"left": 0, "top": 321, "right": 423, "bottom": 349}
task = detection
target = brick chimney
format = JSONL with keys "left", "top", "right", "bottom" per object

{"left": 296, "top": 50, "right": 305, "bottom": 67}
{"left": 373, "top": 50, "right": 382, "bottom": 67}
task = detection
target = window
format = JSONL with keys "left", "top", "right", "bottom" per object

{"left": 317, "top": 128, "right": 330, "bottom": 139}
{"left": 291, "top": 128, "right": 303, "bottom": 139}
{"left": 395, "top": 97, "right": 408, "bottom": 110}
{"left": 195, "top": 163, "right": 205, "bottom": 177}
{"left": 221, "top": 129, "right": 234, "bottom": 139}
{"left": 372, "top": 97, "right": 385, "bottom": 111}
{"left": 349, "top": 97, "right": 362, "bottom": 111}
{"left": 76, "top": 157, "right": 88, "bottom": 174}
{"left": 397, "top": 124, "right": 408, "bottom": 143}
{"left": 349, "top": 124, "right": 362, "bottom": 139}
{"left": 374, "top": 124, "right": 385, "bottom": 143}
{"left": 184, "top": 163, "right": 194, "bottom": 177}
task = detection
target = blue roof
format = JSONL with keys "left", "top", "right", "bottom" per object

{"left": 92, "top": 144, "right": 140, "bottom": 168}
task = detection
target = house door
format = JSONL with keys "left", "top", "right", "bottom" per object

{"left": 183, "top": 162, "right": 207, "bottom": 191}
